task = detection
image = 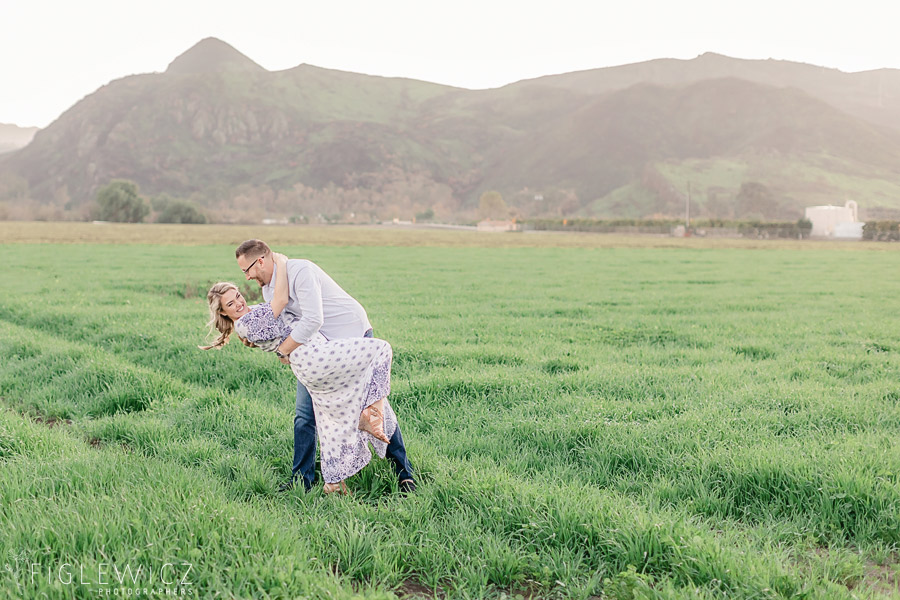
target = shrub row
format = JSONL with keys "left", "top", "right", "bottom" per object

{"left": 529, "top": 218, "right": 681, "bottom": 234}
{"left": 736, "top": 219, "right": 813, "bottom": 239}
{"left": 862, "top": 221, "right": 900, "bottom": 241}
{"left": 526, "top": 218, "right": 814, "bottom": 238}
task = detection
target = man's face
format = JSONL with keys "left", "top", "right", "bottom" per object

{"left": 237, "top": 254, "right": 269, "bottom": 287}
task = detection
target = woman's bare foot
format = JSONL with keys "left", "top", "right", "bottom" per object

{"left": 359, "top": 400, "right": 390, "bottom": 443}
{"left": 323, "top": 481, "right": 350, "bottom": 495}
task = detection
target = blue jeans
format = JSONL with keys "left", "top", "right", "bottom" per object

{"left": 291, "top": 332, "right": 415, "bottom": 490}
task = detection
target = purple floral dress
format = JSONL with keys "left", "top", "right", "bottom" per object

{"left": 235, "top": 303, "right": 397, "bottom": 483}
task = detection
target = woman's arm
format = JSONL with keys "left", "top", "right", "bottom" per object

{"left": 271, "top": 252, "right": 290, "bottom": 318}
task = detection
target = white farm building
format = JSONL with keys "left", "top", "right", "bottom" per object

{"left": 804, "top": 200, "right": 863, "bottom": 239}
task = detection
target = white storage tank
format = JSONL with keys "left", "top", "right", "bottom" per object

{"left": 805, "top": 200, "right": 862, "bottom": 238}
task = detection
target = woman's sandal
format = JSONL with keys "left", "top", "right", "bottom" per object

{"left": 323, "top": 481, "right": 350, "bottom": 495}
{"left": 359, "top": 405, "right": 390, "bottom": 443}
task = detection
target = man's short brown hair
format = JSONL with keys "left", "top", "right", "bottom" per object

{"left": 235, "top": 239, "right": 271, "bottom": 259}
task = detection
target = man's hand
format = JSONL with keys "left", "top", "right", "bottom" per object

{"left": 278, "top": 355, "right": 290, "bottom": 365}
{"left": 277, "top": 337, "right": 302, "bottom": 363}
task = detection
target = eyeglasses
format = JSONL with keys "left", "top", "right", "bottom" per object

{"left": 241, "top": 257, "right": 261, "bottom": 275}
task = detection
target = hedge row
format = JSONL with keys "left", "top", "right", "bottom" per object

{"left": 736, "top": 220, "right": 813, "bottom": 239}
{"left": 528, "top": 218, "right": 680, "bottom": 233}
{"left": 862, "top": 221, "right": 900, "bottom": 241}
{"left": 526, "top": 218, "right": 814, "bottom": 238}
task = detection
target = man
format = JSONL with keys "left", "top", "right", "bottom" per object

{"left": 235, "top": 239, "right": 416, "bottom": 494}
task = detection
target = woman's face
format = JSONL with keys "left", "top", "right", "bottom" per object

{"left": 219, "top": 288, "right": 250, "bottom": 321}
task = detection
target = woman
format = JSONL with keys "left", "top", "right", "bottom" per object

{"left": 201, "top": 253, "right": 395, "bottom": 494}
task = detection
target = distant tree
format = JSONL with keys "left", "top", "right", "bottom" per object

{"left": 479, "top": 190, "right": 507, "bottom": 220}
{"left": 156, "top": 199, "right": 207, "bottom": 224}
{"left": 735, "top": 182, "right": 778, "bottom": 219}
{"left": 150, "top": 192, "right": 175, "bottom": 213}
{"left": 415, "top": 207, "right": 435, "bottom": 222}
{"left": 95, "top": 179, "right": 149, "bottom": 223}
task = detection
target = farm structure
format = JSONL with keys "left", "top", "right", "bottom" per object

{"left": 804, "top": 200, "right": 863, "bottom": 239}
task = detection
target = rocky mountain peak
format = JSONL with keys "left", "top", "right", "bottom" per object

{"left": 165, "top": 37, "right": 266, "bottom": 75}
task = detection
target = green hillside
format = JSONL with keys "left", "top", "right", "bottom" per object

{"left": 485, "top": 78, "right": 900, "bottom": 217}
{"left": 4, "top": 39, "right": 900, "bottom": 222}
{"left": 519, "top": 52, "right": 900, "bottom": 133}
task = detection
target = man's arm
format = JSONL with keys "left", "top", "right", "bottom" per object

{"left": 275, "top": 261, "right": 324, "bottom": 361}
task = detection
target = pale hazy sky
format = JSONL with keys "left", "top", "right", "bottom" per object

{"left": 2, "top": 0, "right": 897, "bottom": 128}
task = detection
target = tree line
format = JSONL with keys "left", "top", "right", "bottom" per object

{"left": 526, "top": 217, "right": 816, "bottom": 238}
{"left": 94, "top": 180, "right": 207, "bottom": 224}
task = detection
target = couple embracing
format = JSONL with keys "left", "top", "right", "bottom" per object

{"left": 202, "top": 239, "right": 416, "bottom": 495}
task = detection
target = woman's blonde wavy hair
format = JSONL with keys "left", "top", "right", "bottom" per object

{"left": 199, "top": 282, "right": 240, "bottom": 350}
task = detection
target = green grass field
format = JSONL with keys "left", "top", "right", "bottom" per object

{"left": 1, "top": 224, "right": 899, "bottom": 599}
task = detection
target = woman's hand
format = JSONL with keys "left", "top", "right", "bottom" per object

{"left": 272, "top": 252, "right": 288, "bottom": 267}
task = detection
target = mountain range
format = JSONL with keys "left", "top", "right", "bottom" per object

{"left": 3, "top": 37, "right": 900, "bottom": 222}
{"left": 0, "top": 123, "right": 39, "bottom": 154}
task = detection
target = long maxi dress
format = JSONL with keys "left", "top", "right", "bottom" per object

{"left": 234, "top": 303, "right": 397, "bottom": 483}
